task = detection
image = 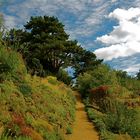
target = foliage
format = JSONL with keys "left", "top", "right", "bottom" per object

{"left": 0, "top": 46, "right": 27, "bottom": 82}
{"left": 104, "top": 103, "right": 140, "bottom": 138}
{"left": 76, "top": 72, "right": 93, "bottom": 97}
{"left": 0, "top": 76, "right": 76, "bottom": 140}
{"left": 89, "top": 85, "right": 133, "bottom": 112}
{"left": 1, "top": 13, "right": 140, "bottom": 140}
{"left": 0, "top": 47, "right": 76, "bottom": 140}
{"left": 66, "top": 125, "right": 73, "bottom": 134}
{"left": 76, "top": 64, "right": 118, "bottom": 97}
{"left": 18, "top": 83, "right": 32, "bottom": 95}
{"left": 87, "top": 108, "right": 105, "bottom": 132}
{"left": 77, "top": 62, "right": 140, "bottom": 139}
{"left": 57, "top": 68, "right": 72, "bottom": 85}
{"left": 136, "top": 69, "right": 140, "bottom": 80}
{"left": 73, "top": 50, "right": 102, "bottom": 77}
{"left": 87, "top": 104, "right": 140, "bottom": 140}
{"left": 114, "top": 69, "right": 140, "bottom": 96}
{"left": 0, "top": 14, "right": 5, "bottom": 46}
{"left": 7, "top": 16, "right": 101, "bottom": 77}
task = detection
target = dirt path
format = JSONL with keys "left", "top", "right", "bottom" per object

{"left": 66, "top": 92, "right": 99, "bottom": 140}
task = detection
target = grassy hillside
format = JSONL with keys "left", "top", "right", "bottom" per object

{"left": 0, "top": 46, "right": 76, "bottom": 140}
{"left": 1, "top": 14, "right": 140, "bottom": 140}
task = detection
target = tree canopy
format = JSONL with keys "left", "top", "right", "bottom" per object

{"left": 8, "top": 16, "right": 102, "bottom": 77}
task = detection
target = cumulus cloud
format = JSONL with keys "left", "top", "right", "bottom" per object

{"left": 124, "top": 64, "right": 140, "bottom": 74}
{"left": 109, "top": 7, "right": 140, "bottom": 21}
{"left": 95, "top": 42, "right": 140, "bottom": 60}
{"left": 95, "top": 7, "right": 140, "bottom": 61}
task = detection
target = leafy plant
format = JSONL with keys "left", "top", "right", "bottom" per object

{"left": 66, "top": 125, "right": 72, "bottom": 134}
{"left": 57, "top": 69, "right": 72, "bottom": 85}
{"left": 104, "top": 103, "right": 140, "bottom": 138}
{"left": 18, "top": 83, "right": 32, "bottom": 95}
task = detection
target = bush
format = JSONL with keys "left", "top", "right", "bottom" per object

{"left": 66, "top": 125, "right": 72, "bottom": 134}
{"left": 86, "top": 93, "right": 140, "bottom": 139}
{"left": 89, "top": 86, "right": 114, "bottom": 113}
{"left": 47, "top": 76, "right": 59, "bottom": 85}
{"left": 76, "top": 64, "right": 118, "bottom": 97}
{"left": 87, "top": 108, "right": 106, "bottom": 132}
{"left": 76, "top": 73, "right": 93, "bottom": 97}
{"left": 57, "top": 69, "right": 72, "bottom": 85}
{"left": 27, "top": 58, "right": 45, "bottom": 77}
{"left": 0, "top": 75, "right": 76, "bottom": 139}
{"left": 104, "top": 102, "right": 140, "bottom": 138}
{"left": 0, "top": 46, "right": 26, "bottom": 82}
{"left": 18, "top": 83, "right": 32, "bottom": 95}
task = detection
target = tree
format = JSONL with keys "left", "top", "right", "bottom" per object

{"left": 57, "top": 68, "right": 72, "bottom": 85}
{"left": 0, "top": 14, "right": 5, "bottom": 45}
{"left": 10, "top": 16, "right": 101, "bottom": 77}
{"left": 76, "top": 64, "right": 118, "bottom": 96}
{"left": 136, "top": 70, "right": 140, "bottom": 80}
{"left": 73, "top": 50, "right": 102, "bottom": 78}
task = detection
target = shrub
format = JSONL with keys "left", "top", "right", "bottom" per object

{"left": 57, "top": 69, "right": 72, "bottom": 85}
{"left": 18, "top": 83, "right": 32, "bottom": 95}
{"left": 47, "top": 76, "right": 59, "bottom": 85}
{"left": 76, "top": 64, "right": 118, "bottom": 97}
{"left": 0, "top": 46, "right": 76, "bottom": 139}
{"left": 89, "top": 85, "right": 114, "bottom": 112}
{"left": 76, "top": 72, "right": 93, "bottom": 97}
{"left": 104, "top": 102, "right": 140, "bottom": 138}
{"left": 87, "top": 108, "right": 106, "bottom": 132}
{"left": 66, "top": 125, "right": 72, "bottom": 134}
{"left": 89, "top": 85, "right": 109, "bottom": 100}
{"left": 86, "top": 92, "right": 140, "bottom": 139}
{"left": 0, "top": 46, "right": 26, "bottom": 82}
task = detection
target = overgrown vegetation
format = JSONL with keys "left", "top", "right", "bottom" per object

{"left": 0, "top": 15, "right": 101, "bottom": 139}
{"left": 0, "top": 46, "right": 76, "bottom": 140}
{"left": 77, "top": 64, "right": 140, "bottom": 140}
{"left": 6, "top": 16, "right": 102, "bottom": 79}
{"left": 1, "top": 14, "right": 140, "bottom": 140}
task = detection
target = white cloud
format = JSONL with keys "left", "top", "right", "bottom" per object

{"left": 111, "top": 0, "right": 117, "bottom": 2}
{"left": 109, "top": 7, "right": 140, "bottom": 21}
{"left": 1, "top": 0, "right": 113, "bottom": 37}
{"left": 4, "top": 15, "right": 17, "bottom": 28}
{"left": 85, "top": 2, "right": 110, "bottom": 26}
{"left": 95, "top": 7, "right": 140, "bottom": 61}
{"left": 123, "top": 64, "right": 140, "bottom": 74}
{"left": 95, "top": 41, "right": 140, "bottom": 60}
{"left": 2, "top": 0, "right": 140, "bottom": 74}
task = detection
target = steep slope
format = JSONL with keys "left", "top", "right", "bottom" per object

{"left": 0, "top": 47, "right": 76, "bottom": 140}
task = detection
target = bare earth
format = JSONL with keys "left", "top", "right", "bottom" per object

{"left": 66, "top": 92, "right": 99, "bottom": 140}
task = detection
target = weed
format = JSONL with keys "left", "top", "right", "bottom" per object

{"left": 66, "top": 125, "right": 72, "bottom": 134}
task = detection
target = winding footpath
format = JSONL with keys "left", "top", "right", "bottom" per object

{"left": 66, "top": 92, "right": 99, "bottom": 140}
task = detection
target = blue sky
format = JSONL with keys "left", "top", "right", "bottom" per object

{"left": 1, "top": 0, "right": 140, "bottom": 75}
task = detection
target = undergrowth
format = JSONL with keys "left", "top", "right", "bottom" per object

{"left": 0, "top": 47, "right": 76, "bottom": 140}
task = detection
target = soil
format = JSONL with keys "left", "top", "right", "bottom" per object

{"left": 66, "top": 92, "right": 99, "bottom": 140}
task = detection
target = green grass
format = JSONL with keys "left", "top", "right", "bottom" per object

{"left": 0, "top": 47, "right": 76, "bottom": 140}
{"left": 0, "top": 76, "right": 76, "bottom": 140}
{"left": 86, "top": 99, "right": 140, "bottom": 140}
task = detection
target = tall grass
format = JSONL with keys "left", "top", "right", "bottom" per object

{"left": 0, "top": 47, "right": 76, "bottom": 139}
